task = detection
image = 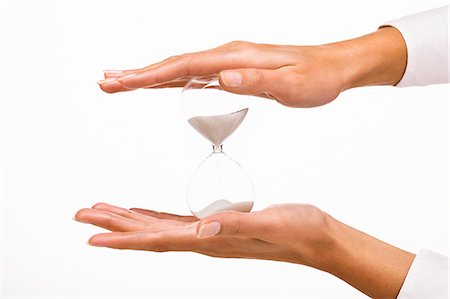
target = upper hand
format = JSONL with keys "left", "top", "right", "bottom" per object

{"left": 97, "top": 41, "right": 347, "bottom": 108}
{"left": 97, "top": 27, "right": 406, "bottom": 108}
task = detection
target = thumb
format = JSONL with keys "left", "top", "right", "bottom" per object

{"left": 219, "top": 68, "right": 278, "bottom": 97}
{"left": 196, "top": 210, "right": 267, "bottom": 239}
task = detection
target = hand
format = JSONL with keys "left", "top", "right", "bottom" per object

{"left": 75, "top": 202, "right": 414, "bottom": 298}
{"left": 97, "top": 27, "right": 406, "bottom": 108}
{"left": 74, "top": 202, "right": 330, "bottom": 263}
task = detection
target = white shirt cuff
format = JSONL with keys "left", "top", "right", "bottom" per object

{"left": 381, "top": 6, "right": 449, "bottom": 87}
{"left": 397, "top": 249, "right": 449, "bottom": 298}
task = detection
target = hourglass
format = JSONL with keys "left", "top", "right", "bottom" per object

{"left": 181, "top": 76, "right": 254, "bottom": 219}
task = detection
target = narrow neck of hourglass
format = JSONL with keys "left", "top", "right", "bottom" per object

{"left": 212, "top": 144, "right": 223, "bottom": 152}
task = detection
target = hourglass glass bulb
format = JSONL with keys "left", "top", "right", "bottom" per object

{"left": 186, "top": 147, "right": 254, "bottom": 219}
{"left": 188, "top": 108, "right": 248, "bottom": 148}
{"left": 181, "top": 76, "right": 255, "bottom": 219}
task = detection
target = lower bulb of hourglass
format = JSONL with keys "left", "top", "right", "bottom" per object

{"left": 187, "top": 147, "right": 254, "bottom": 219}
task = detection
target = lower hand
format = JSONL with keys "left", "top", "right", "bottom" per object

{"left": 75, "top": 202, "right": 413, "bottom": 298}
{"left": 75, "top": 202, "right": 330, "bottom": 264}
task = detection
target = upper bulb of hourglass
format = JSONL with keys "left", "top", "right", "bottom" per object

{"left": 181, "top": 76, "right": 254, "bottom": 219}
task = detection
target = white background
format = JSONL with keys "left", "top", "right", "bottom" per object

{"left": 0, "top": 1, "right": 448, "bottom": 298}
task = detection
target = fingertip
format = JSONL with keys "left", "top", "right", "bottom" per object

{"left": 97, "top": 80, "right": 133, "bottom": 93}
{"left": 92, "top": 202, "right": 108, "bottom": 209}
{"left": 97, "top": 82, "right": 118, "bottom": 93}
{"left": 74, "top": 208, "right": 91, "bottom": 223}
{"left": 88, "top": 235, "right": 105, "bottom": 247}
{"left": 96, "top": 77, "right": 116, "bottom": 85}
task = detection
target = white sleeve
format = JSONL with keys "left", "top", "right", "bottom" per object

{"left": 381, "top": 6, "right": 449, "bottom": 87}
{"left": 397, "top": 249, "right": 449, "bottom": 298}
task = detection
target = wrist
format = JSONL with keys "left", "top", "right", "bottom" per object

{"left": 327, "top": 27, "right": 407, "bottom": 91}
{"left": 316, "top": 214, "right": 415, "bottom": 298}
{"left": 299, "top": 211, "right": 341, "bottom": 271}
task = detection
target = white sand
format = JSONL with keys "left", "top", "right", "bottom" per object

{"left": 193, "top": 199, "right": 254, "bottom": 219}
{"left": 188, "top": 108, "right": 248, "bottom": 147}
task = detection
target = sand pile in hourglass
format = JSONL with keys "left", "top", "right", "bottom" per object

{"left": 188, "top": 108, "right": 254, "bottom": 218}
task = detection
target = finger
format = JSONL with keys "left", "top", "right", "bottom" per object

{"left": 142, "top": 82, "right": 275, "bottom": 101}
{"left": 88, "top": 224, "right": 198, "bottom": 251}
{"left": 196, "top": 210, "right": 272, "bottom": 239}
{"left": 99, "top": 56, "right": 183, "bottom": 90}
{"left": 142, "top": 76, "right": 195, "bottom": 89}
{"left": 98, "top": 67, "right": 165, "bottom": 92}
{"left": 96, "top": 78, "right": 136, "bottom": 93}
{"left": 91, "top": 202, "right": 157, "bottom": 223}
{"left": 103, "top": 70, "right": 125, "bottom": 78}
{"left": 97, "top": 73, "right": 190, "bottom": 93}
{"left": 218, "top": 68, "right": 282, "bottom": 98}
{"left": 74, "top": 208, "right": 150, "bottom": 232}
{"left": 220, "top": 67, "right": 305, "bottom": 107}
{"left": 92, "top": 203, "right": 191, "bottom": 227}
{"left": 130, "top": 208, "right": 197, "bottom": 223}
{"left": 102, "top": 55, "right": 176, "bottom": 79}
{"left": 143, "top": 81, "right": 188, "bottom": 89}
{"left": 115, "top": 44, "right": 288, "bottom": 90}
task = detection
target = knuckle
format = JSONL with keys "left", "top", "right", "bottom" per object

{"left": 101, "top": 213, "right": 115, "bottom": 226}
{"left": 225, "top": 40, "right": 253, "bottom": 49}
{"left": 165, "top": 55, "right": 181, "bottom": 62}
{"left": 231, "top": 221, "right": 241, "bottom": 236}
{"left": 247, "top": 70, "right": 265, "bottom": 86}
{"left": 178, "top": 53, "right": 192, "bottom": 60}
{"left": 222, "top": 211, "right": 242, "bottom": 236}
{"left": 178, "top": 53, "right": 195, "bottom": 76}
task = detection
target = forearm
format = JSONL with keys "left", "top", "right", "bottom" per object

{"left": 312, "top": 214, "right": 415, "bottom": 298}
{"left": 328, "top": 26, "right": 407, "bottom": 90}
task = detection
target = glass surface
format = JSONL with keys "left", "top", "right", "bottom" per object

{"left": 181, "top": 76, "right": 254, "bottom": 219}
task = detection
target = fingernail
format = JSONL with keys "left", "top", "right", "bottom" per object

{"left": 197, "top": 221, "right": 221, "bottom": 238}
{"left": 96, "top": 77, "right": 117, "bottom": 85}
{"left": 103, "top": 69, "right": 123, "bottom": 75}
{"left": 221, "top": 71, "right": 242, "bottom": 87}
{"left": 87, "top": 241, "right": 103, "bottom": 247}
{"left": 88, "top": 238, "right": 104, "bottom": 247}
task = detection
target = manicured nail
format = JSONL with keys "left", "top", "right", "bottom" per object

{"left": 197, "top": 221, "right": 221, "bottom": 238}
{"left": 88, "top": 238, "right": 104, "bottom": 247}
{"left": 103, "top": 69, "right": 123, "bottom": 75}
{"left": 96, "top": 77, "right": 117, "bottom": 85}
{"left": 221, "top": 71, "right": 242, "bottom": 87}
{"left": 87, "top": 240, "right": 103, "bottom": 247}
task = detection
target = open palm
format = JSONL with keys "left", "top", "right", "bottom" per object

{"left": 75, "top": 202, "right": 330, "bottom": 266}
